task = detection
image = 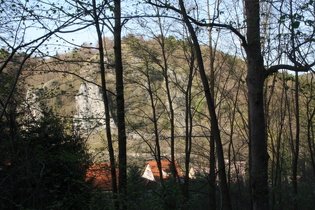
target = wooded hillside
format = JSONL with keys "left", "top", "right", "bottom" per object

{"left": 1, "top": 0, "right": 315, "bottom": 209}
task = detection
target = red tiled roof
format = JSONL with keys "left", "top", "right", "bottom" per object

{"left": 85, "top": 163, "right": 118, "bottom": 191}
{"left": 143, "top": 159, "right": 183, "bottom": 182}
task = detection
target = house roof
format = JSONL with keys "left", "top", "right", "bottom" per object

{"left": 85, "top": 163, "right": 118, "bottom": 191}
{"left": 142, "top": 158, "right": 183, "bottom": 182}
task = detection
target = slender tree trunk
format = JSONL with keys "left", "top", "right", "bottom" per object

{"left": 292, "top": 72, "right": 300, "bottom": 210}
{"left": 146, "top": 64, "right": 163, "bottom": 182}
{"left": 162, "top": 45, "right": 177, "bottom": 181}
{"left": 178, "top": 1, "right": 232, "bottom": 209}
{"left": 271, "top": 77, "right": 286, "bottom": 210}
{"left": 155, "top": 18, "right": 177, "bottom": 179}
{"left": 288, "top": 1, "right": 299, "bottom": 207}
{"left": 207, "top": 1, "right": 217, "bottom": 208}
{"left": 113, "top": 0, "right": 127, "bottom": 204}
{"left": 184, "top": 44, "right": 194, "bottom": 200}
{"left": 92, "top": 1, "right": 118, "bottom": 208}
{"left": 229, "top": 80, "right": 243, "bottom": 198}
{"left": 244, "top": 0, "right": 269, "bottom": 209}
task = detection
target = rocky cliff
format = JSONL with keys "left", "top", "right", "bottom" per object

{"left": 73, "top": 78, "right": 116, "bottom": 134}
{"left": 25, "top": 76, "right": 116, "bottom": 136}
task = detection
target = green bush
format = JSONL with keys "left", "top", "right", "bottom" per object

{"left": 0, "top": 111, "right": 93, "bottom": 209}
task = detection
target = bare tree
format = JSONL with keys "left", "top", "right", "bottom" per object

{"left": 176, "top": 1, "right": 232, "bottom": 209}
{"left": 91, "top": 0, "right": 118, "bottom": 207}
{"left": 146, "top": 0, "right": 314, "bottom": 209}
{"left": 0, "top": 0, "right": 85, "bottom": 120}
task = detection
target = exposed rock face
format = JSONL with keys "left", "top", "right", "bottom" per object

{"left": 25, "top": 76, "right": 116, "bottom": 136}
{"left": 74, "top": 79, "right": 116, "bottom": 134}
{"left": 25, "top": 88, "right": 45, "bottom": 121}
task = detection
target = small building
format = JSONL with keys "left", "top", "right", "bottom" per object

{"left": 85, "top": 163, "right": 118, "bottom": 191}
{"left": 141, "top": 158, "right": 183, "bottom": 184}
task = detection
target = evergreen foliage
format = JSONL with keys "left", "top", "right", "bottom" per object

{"left": 0, "top": 111, "right": 92, "bottom": 209}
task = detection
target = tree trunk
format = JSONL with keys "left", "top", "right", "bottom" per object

{"left": 246, "top": 60, "right": 269, "bottom": 210}
{"left": 184, "top": 44, "right": 194, "bottom": 200}
{"left": 92, "top": 0, "right": 118, "bottom": 208}
{"left": 292, "top": 72, "right": 300, "bottom": 210}
{"left": 114, "top": 0, "right": 127, "bottom": 204}
{"left": 244, "top": 0, "right": 269, "bottom": 209}
{"left": 178, "top": 1, "right": 232, "bottom": 209}
{"left": 146, "top": 63, "right": 163, "bottom": 182}
{"left": 207, "top": 1, "right": 217, "bottom": 208}
{"left": 156, "top": 21, "right": 177, "bottom": 179}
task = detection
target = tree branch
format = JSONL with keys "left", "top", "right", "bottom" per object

{"left": 146, "top": 0, "right": 247, "bottom": 46}
{"left": 266, "top": 64, "right": 312, "bottom": 77}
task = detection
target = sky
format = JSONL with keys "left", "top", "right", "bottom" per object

{"left": 0, "top": 0, "right": 248, "bottom": 59}
{"left": 6, "top": 0, "right": 311, "bottom": 71}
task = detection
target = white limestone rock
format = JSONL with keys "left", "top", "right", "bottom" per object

{"left": 74, "top": 79, "right": 115, "bottom": 134}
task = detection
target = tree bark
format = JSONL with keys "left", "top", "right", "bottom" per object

{"left": 207, "top": 1, "right": 217, "bottom": 207}
{"left": 146, "top": 62, "right": 163, "bottom": 182}
{"left": 292, "top": 72, "right": 300, "bottom": 210}
{"left": 183, "top": 42, "right": 194, "bottom": 200}
{"left": 244, "top": 0, "right": 269, "bottom": 209}
{"left": 155, "top": 18, "right": 177, "bottom": 179}
{"left": 178, "top": 1, "right": 232, "bottom": 209}
{"left": 92, "top": 0, "right": 118, "bottom": 208}
{"left": 114, "top": 0, "right": 127, "bottom": 204}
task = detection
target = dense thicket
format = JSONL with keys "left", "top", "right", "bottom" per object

{"left": 0, "top": 106, "right": 92, "bottom": 209}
